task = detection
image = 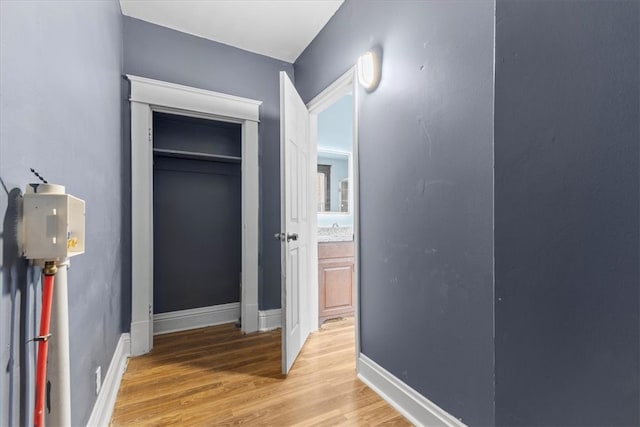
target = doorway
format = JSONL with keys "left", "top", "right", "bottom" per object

{"left": 152, "top": 112, "right": 242, "bottom": 333}
{"left": 307, "top": 68, "right": 359, "bottom": 345}
{"left": 128, "top": 75, "right": 261, "bottom": 356}
{"left": 279, "top": 67, "right": 360, "bottom": 373}
{"left": 315, "top": 94, "right": 355, "bottom": 326}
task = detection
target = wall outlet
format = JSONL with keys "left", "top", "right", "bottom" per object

{"left": 95, "top": 366, "right": 101, "bottom": 396}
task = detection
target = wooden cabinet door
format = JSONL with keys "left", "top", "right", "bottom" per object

{"left": 318, "top": 258, "right": 354, "bottom": 323}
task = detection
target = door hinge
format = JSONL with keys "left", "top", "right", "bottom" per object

{"left": 149, "top": 304, "right": 152, "bottom": 318}
{"left": 148, "top": 128, "right": 152, "bottom": 143}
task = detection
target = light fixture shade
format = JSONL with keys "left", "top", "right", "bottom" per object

{"left": 357, "top": 50, "right": 380, "bottom": 90}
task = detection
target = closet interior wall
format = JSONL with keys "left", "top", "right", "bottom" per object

{"left": 152, "top": 112, "right": 242, "bottom": 315}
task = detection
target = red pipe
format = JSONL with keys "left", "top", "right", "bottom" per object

{"left": 34, "top": 269, "right": 56, "bottom": 427}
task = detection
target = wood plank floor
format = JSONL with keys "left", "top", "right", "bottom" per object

{"left": 110, "top": 318, "right": 411, "bottom": 426}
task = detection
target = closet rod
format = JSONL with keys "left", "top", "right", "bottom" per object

{"left": 153, "top": 148, "right": 241, "bottom": 163}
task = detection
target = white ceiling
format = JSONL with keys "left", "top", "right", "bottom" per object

{"left": 120, "top": 0, "right": 343, "bottom": 63}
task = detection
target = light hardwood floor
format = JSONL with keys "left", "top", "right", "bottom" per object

{"left": 110, "top": 318, "right": 410, "bottom": 426}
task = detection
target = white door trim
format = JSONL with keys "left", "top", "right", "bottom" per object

{"left": 128, "top": 75, "right": 261, "bottom": 356}
{"left": 306, "top": 67, "right": 361, "bottom": 369}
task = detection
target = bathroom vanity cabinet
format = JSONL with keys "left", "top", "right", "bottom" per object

{"left": 318, "top": 241, "right": 355, "bottom": 324}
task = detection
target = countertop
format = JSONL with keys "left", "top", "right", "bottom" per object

{"left": 317, "top": 226, "right": 353, "bottom": 242}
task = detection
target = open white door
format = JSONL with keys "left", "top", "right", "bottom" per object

{"left": 279, "top": 71, "right": 311, "bottom": 374}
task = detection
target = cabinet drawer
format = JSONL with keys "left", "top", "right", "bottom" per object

{"left": 318, "top": 241, "right": 354, "bottom": 259}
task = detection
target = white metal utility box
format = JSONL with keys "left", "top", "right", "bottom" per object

{"left": 22, "top": 184, "right": 85, "bottom": 261}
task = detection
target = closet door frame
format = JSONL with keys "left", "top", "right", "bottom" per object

{"left": 128, "top": 75, "right": 261, "bottom": 356}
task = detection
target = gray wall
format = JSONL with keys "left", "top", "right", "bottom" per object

{"left": 295, "top": 1, "right": 496, "bottom": 424}
{"left": 0, "top": 1, "right": 124, "bottom": 425}
{"left": 494, "top": 1, "right": 640, "bottom": 426}
{"left": 123, "top": 17, "right": 293, "bottom": 312}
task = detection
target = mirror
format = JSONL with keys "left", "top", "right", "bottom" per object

{"left": 317, "top": 150, "right": 350, "bottom": 213}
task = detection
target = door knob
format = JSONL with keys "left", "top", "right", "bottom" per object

{"left": 275, "top": 232, "right": 298, "bottom": 242}
{"left": 286, "top": 233, "right": 298, "bottom": 242}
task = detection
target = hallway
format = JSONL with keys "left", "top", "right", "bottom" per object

{"left": 110, "top": 318, "right": 410, "bottom": 426}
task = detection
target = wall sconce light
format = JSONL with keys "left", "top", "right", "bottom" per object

{"left": 357, "top": 50, "right": 381, "bottom": 91}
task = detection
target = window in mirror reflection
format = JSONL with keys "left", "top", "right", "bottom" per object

{"left": 317, "top": 151, "right": 349, "bottom": 214}
{"left": 317, "top": 164, "right": 331, "bottom": 211}
{"left": 339, "top": 178, "right": 349, "bottom": 212}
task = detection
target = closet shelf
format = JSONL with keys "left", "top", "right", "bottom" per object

{"left": 153, "top": 148, "right": 241, "bottom": 163}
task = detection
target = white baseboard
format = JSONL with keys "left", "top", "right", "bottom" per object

{"left": 87, "top": 333, "right": 130, "bottom": 427}
{"left": 357, "top": 354, "right": 465, "bottom": 427}
{"left": 259, "top": 308, "right": 281, "bottom": 331}
{"left": 153, "top": 303, "right": 240, "bottom": 335}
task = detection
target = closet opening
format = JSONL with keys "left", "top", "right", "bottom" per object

{"left": 152, "top": 112, "right": 242, "bottom": 334}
